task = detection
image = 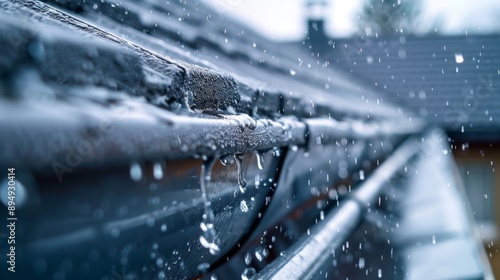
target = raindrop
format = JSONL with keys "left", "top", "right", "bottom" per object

{"left": 110, "top": 228, "right": 120, "bottom": 238}
{"left": 240, "top": 200, "right": 249, "bottom": 212}
{"left": 129, "top": 162, "right": 142, "bottom": 181}
{"left": 366, "top": 56, "right": 374, "bottom": 64}
{"left": 378, "top": 269, "right": 382, "bottom": 278}
{"left": 320, "top": 210, "right": 325, "bottom": 221}
{"left": 252, "top": 43, "right": 256, "bottom": 48}
{"left": 234, "top": 154, "right": 247, "bottom": 193}
{"left": 432, "top": 235, "right": 436, "bottom": 244}
{"left": 455, "top": 53, "right": 464, "bottom": 64}
{"left": 359, "top": 170, "right": 365, "bottom": 180}
{"left": 484, "top": 194, "right": 488, "bottom": 199}
{"left": 197, "top": 262, "right": 210, "bottom": 272}
{"left": 398, "top": 49, "right": 406, "bottom": 59}
{"left": 241, "top": 268, "right": 256, "bottom": 280}
{"left": 0, "top": 178, "right": 27, "bottom": 208}
{"left": 255, "top": 151, "right": 265, "bottom": 170}
{"left": 418, "top": 90, "right": 426, "bottom": 100}
{"left": 156, "top": 258, "right": 164, "bottom": 268}
{"left": 161, "top": 224, "right": 167, "bottom": 232}
{"left": 254, "top": 174, "right": 260, "bottom": 186}
{"left": 358, "top": 258, "right": 365, "bottom": 269}
{"left": 290, "top": 69, "right": 296, "bottom": 75}
{"left": 211, "top": 275, "right": 217, "bottom": 280}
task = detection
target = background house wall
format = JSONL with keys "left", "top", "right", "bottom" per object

{"left": 453, "top": 142, "right": 500, "bottom": 276}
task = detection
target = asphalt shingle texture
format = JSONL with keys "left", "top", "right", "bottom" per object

{"left": 327, "top": 35, "right": 500, "bottom": 137}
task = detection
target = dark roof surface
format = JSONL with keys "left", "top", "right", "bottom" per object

{"left": 14, "top": 0, "right": 405, "bottom": 121}
{"left": 325, "top": 35, "right": 500, "bottom": 138}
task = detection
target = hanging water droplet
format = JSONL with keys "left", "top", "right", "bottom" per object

{"left": 153, "top": 162, "right": 164, "bottom": 180}
{"left": 241, "top": 267, "right": 256, "bottom": 280}
{"left": 255, "top": 247, "right": 264, "bottom": 262}
{"left": 130, "top": 162, "right": 142, "bottom": 181}
{"left": 199, "top": 157, "right": 220, "bottom": 255}
{"left": 240, "top": 200, "right": 249, "bottom": 212}
{"left": 220, "top": 154, "right": 235, "bottom": 166}
{"left": 244, "top": 252, "right": 252, "bottom": 265}
{"left": 263, "top": 248, "right": 269, "bottom": 257}
{"left": 272, "top": 147, "right": 281, "bottom": 157}
{"left": 255, "top": 151, "right": 265, "bottom": 170}
{"left": 234, "top": 154, "right": 247, "bottom": 193}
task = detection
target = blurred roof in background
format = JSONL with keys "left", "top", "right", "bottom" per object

{"left": 326, "top": 35, "right": 500, "bottom": 141}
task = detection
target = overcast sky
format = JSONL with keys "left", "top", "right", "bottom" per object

{"left": 203, "top": 0, "right": 500, "bottom": 40}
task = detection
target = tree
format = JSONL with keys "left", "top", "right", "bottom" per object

{"left": 358, "top": 0, "right": 420, "bottom": 36}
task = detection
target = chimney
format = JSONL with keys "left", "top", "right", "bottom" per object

{"left": 306, "top": 0, "right": 328, "bottom": 42}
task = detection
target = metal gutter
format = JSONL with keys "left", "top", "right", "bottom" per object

{"left": 0, "top": 100, "right": 423, "bottom": 171}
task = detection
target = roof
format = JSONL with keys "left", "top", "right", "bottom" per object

{"left": 323, "top": 34, "right": 500, "bottom": 140}
{"left": 4, "top": 0, "right": 408, "bottom": 122}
